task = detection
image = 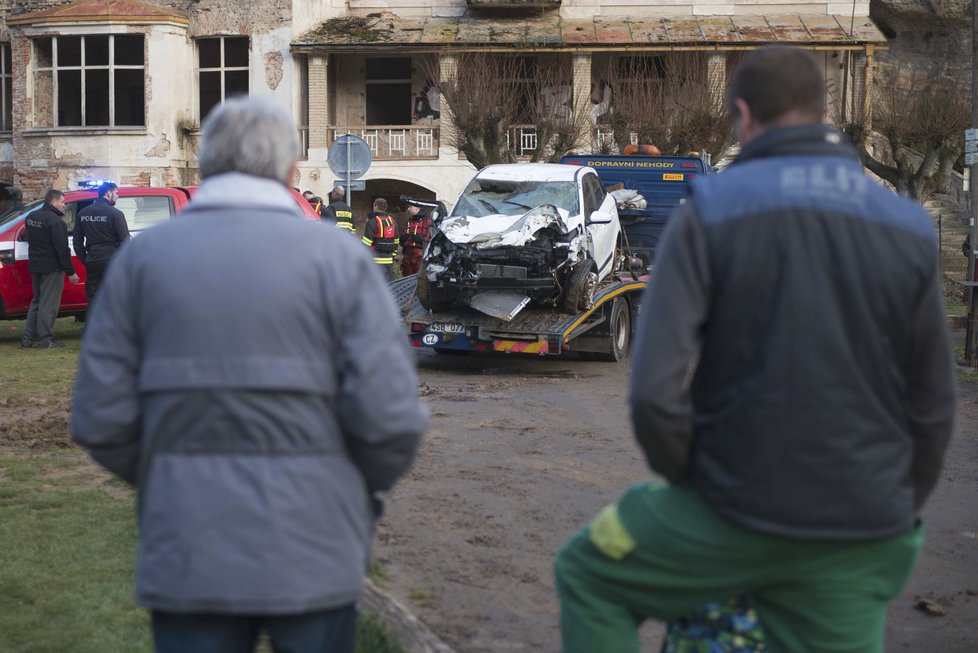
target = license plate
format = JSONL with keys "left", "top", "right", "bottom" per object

{"left": 428, "top": 322, "right": 465, "bottom": 333}
{"left": 663, "top": 173, "right": 684, "bottom": 181}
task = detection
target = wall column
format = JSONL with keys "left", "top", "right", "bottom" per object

{"left": 438, "top": 53, "right": 458, "bottom": 155}
{"left": 707, "top": 52, "right": 727, "bottom": 114}
{"left": 307, "top": 55, "right": 330, "bottom": 161}
{"left": 572, "top": 52, "right": 594, "bottom": 153}
{"left": 861, "top": 47, "right": 875, "bottom": 139}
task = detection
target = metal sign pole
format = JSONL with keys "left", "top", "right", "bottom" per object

{"left": 346, "top": 135, "right": 353, "bottom": 216}
{"left": 966, "top": 1, "right": 978, "bottom": 367}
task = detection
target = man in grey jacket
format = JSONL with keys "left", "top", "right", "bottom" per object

{"left": 555, "top": 47, "right": 956, "bottom": 653}
{"left": 71, "top": 96, "right": 428, "bottom": 653}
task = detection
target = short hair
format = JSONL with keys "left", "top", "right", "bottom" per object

{"left": 44, "top": 188, "right": 64, "bottom": 204}
{"left": 98, "top": 182, "right": 118, "bottom": 198}
{"left": 727, "top": 47, "right": 825, "bottom": 127}
{"left": 373, "top": 197, "right": 387, "bottom": 212}
{"left": 302, "top": 190, "right": 314, "bottom": 198}
{"left": 198, "top": 96, "right": 300, "bottom": 184}
{"left": 331, "top": 185, "right": 345, "bottom": 199}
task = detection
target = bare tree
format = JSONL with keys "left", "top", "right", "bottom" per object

{"left": 837, "top": 66, "right": 969, "bottom": 201}
{"left": 425, "top": 53, "right": 595, "bottom": 169}
{"left": 602, "top": 53, "right": 739, "bottom": 160}
{"left": 425, "top": 53, "right": 518, "bottom": 169}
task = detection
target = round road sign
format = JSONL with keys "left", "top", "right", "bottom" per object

{"left": 327, "top": 134, "right": 372, "bottom": 180}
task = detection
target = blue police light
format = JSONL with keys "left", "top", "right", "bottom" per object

{"left": 78, "top": 178, "right": 115, "bottom": 190}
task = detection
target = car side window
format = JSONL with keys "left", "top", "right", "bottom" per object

{"left": 582, "top": 174, "right": 598, "bottom": 217}
{"left": 115, "top": 196, "right": 175, "bottom": 231}
{"left": 589, "top": 174, "right": 607, "bottom": 209}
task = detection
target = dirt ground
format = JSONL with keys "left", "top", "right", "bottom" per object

{"left": 2, "top": 344, "right": 975, "bottom": 652}
{"left": 373, "top": 349, "right": 978, "bottom": 653}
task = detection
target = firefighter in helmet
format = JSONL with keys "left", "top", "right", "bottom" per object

{"left": 400, "top": 202, "right": 430, "bottom": 278}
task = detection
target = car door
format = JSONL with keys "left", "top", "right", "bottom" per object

{"left": 582, "top": 172, "right": 619, "bottom": 278}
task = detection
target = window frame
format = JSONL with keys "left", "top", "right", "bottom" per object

{"left": 0, "top": 43, "right": 11, "bottom": 132}
{"left": 196, "top": 36, "right": 250, "bottom": 123}
{"left": 32, "top": 34, "right": 145, "bottom": 128}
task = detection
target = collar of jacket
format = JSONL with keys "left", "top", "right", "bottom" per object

{"left": 42, "top": 203, "right": 64, "bottom": 217}
{"left": 732, "top": 125, "right": 861, "bottom": 168}
{"left": 192, "top": 173, "right": 299, "bottom": 215}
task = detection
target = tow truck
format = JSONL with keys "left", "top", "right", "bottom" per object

{"left": 394, "top": 195, "right": 647, "bottom": 362}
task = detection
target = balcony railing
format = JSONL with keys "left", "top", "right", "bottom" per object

{"left": 327, "top": 125, "right": 440, "bottom": 160}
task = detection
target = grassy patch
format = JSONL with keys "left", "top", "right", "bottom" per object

{"left": 952, "top": 343, "right": 978, "bottom": 382}
{"left": 0, "top": 448, "right": 407, "bottom": 653}
{"left": 355, "top": 613, "right": 404, "bottom": 653}
{"left": 407, "top": 587, "right": 434, "bottom": 609}
{"left": 368, "top": 561, "right": 391, "bottom": 588}
{"left": 0, "top": 318, "right": 84, "bottom": 399}
{"left": 0, "top": 451, "right": 150, "bottom": 653}
{"left": 946, "top": 300, "right": 968, "bottom": 317}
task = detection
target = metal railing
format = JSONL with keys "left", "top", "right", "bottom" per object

{"left": 327, "top": 125, "right": 440, "bottom": 160}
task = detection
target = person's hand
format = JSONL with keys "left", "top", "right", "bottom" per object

{"left": 68, "top": 274, "right": 80, "bottom": 284}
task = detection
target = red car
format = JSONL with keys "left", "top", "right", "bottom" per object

{"left": 0, "top": 185, "right": 319, "bottom": 319}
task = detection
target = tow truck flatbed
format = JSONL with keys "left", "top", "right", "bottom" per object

{"left": 392, "top": 275, "right": 647, "bottom": 360}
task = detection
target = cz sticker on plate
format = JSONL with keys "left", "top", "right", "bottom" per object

{"left": 663, "top": 173, "right": 684, "bottom": 181}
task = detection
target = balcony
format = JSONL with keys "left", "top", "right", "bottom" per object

{"left": 326, "top": 125, "right": 440, "bottom": 161}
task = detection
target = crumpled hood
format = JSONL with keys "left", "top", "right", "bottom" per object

{"left": 438, "top": 205, "right": 572, "bottom": 249}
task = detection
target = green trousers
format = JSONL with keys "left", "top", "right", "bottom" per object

{"left": 555, "top": 483, "right": 923, "bottom": 653}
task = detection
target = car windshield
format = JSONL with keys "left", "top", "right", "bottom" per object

{"left": 451, "top": 179, "right": 579, "bottom": 218}
{"left": 0, "top": 201, "right": 42, "bottom": 236}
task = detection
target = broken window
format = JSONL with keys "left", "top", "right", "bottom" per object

{"left": 365, "top": 57, "right": 412, "bottom": 125}
{"left": 0, "top": 43, "right": 11, "bottom": 131}
{"left": 32, "top": 35, "right": 145, "bottom": 128}
{"left": 198, "top": 36, "right": 249, "bottom": 122}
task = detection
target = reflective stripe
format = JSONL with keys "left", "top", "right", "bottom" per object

{"left": 493, "top": 339, "right": 548, "bottom": 354}
{"left": 337, "top": 221, "right": 355, "bottom": 232}
{"left": 588, "top": 504, "right": 636, "bottom": 561}
{"left": 361, "top": 236, "right": 373, "bottom": 246}
{"left": 373, "top": 257, "right": 394, "bottom": 265}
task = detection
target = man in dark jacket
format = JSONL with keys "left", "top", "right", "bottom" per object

{"left": 71, "top": 97, "right": 428, "bottom": 653}
{"left": 361, "top": 197, "right": 399, "bottom": 281}
{"left": 21, "top": 189, "right": 79, "bottom": 349}
{"left": 555, "top": 47, "right": 956, "bottom": 653}
{"left": 73, "top": 181, "right": 129, "bottom": 307}
{"left": 322, "top": 185, "right": 356, "bottom": 233}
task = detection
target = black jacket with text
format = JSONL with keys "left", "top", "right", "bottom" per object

{"left": 25, "top": 204, "right": 74, "bottom": 276}
{"left": 73, "top": 198, "right": 129, "bottom": 264}
{"left": 629, "top": 125, "right": 956, "bottom": 540}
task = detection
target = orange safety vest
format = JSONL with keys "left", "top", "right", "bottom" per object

{"left": 361, "top": 214, "right": 399, "bottom": 263}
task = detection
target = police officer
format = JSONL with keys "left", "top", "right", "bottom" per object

{"left": 361, "top": 197, "right": 399, "bottom": 281}
{"left": 21, "top": 189, "right": 79, "bottom": 349}
{"left": 322, "top": 185, "right": 356, "bottom": 233}
{"left": 400, "top": 202, "right": 430, "bottom": 277}
{"left": 73, "top": 181, "right": 129, "bottom": 307}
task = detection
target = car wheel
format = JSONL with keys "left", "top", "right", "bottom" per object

{"left": 596, "top": 298, "right": 631, "bottom": 362}
{"left": 564, "top": 261, "right": 598, "bottom": 313}
{"left": 416, "top": 270, "right": 450, "bottom": 312}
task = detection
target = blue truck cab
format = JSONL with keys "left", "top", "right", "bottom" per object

{"left": 559, "top": 153, "right": 714, "bottom": 270}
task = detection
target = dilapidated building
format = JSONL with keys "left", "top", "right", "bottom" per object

{"left": 0, "top": 0, "right": 885, "bottom": 218}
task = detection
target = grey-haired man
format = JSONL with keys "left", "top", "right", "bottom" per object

{"left": 71, "top": 96, "right": 428, "bottom": 653}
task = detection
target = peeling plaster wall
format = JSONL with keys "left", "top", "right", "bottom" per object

{"left": 292, "top": 0, "right": 346, "bottom": 34}
{"left": 345, "top": 0, "right": 865, "bottom": 18}
{"left": 8, "top": 20, "right": 198, "bottom": 197}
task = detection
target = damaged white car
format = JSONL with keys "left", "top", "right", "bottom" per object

{"left": 417, "top": 163, "right": 623, "bottom": 318}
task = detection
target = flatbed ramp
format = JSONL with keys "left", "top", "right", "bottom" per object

{"left": 391, "top": 275, "right": 647, "bottom": 359}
